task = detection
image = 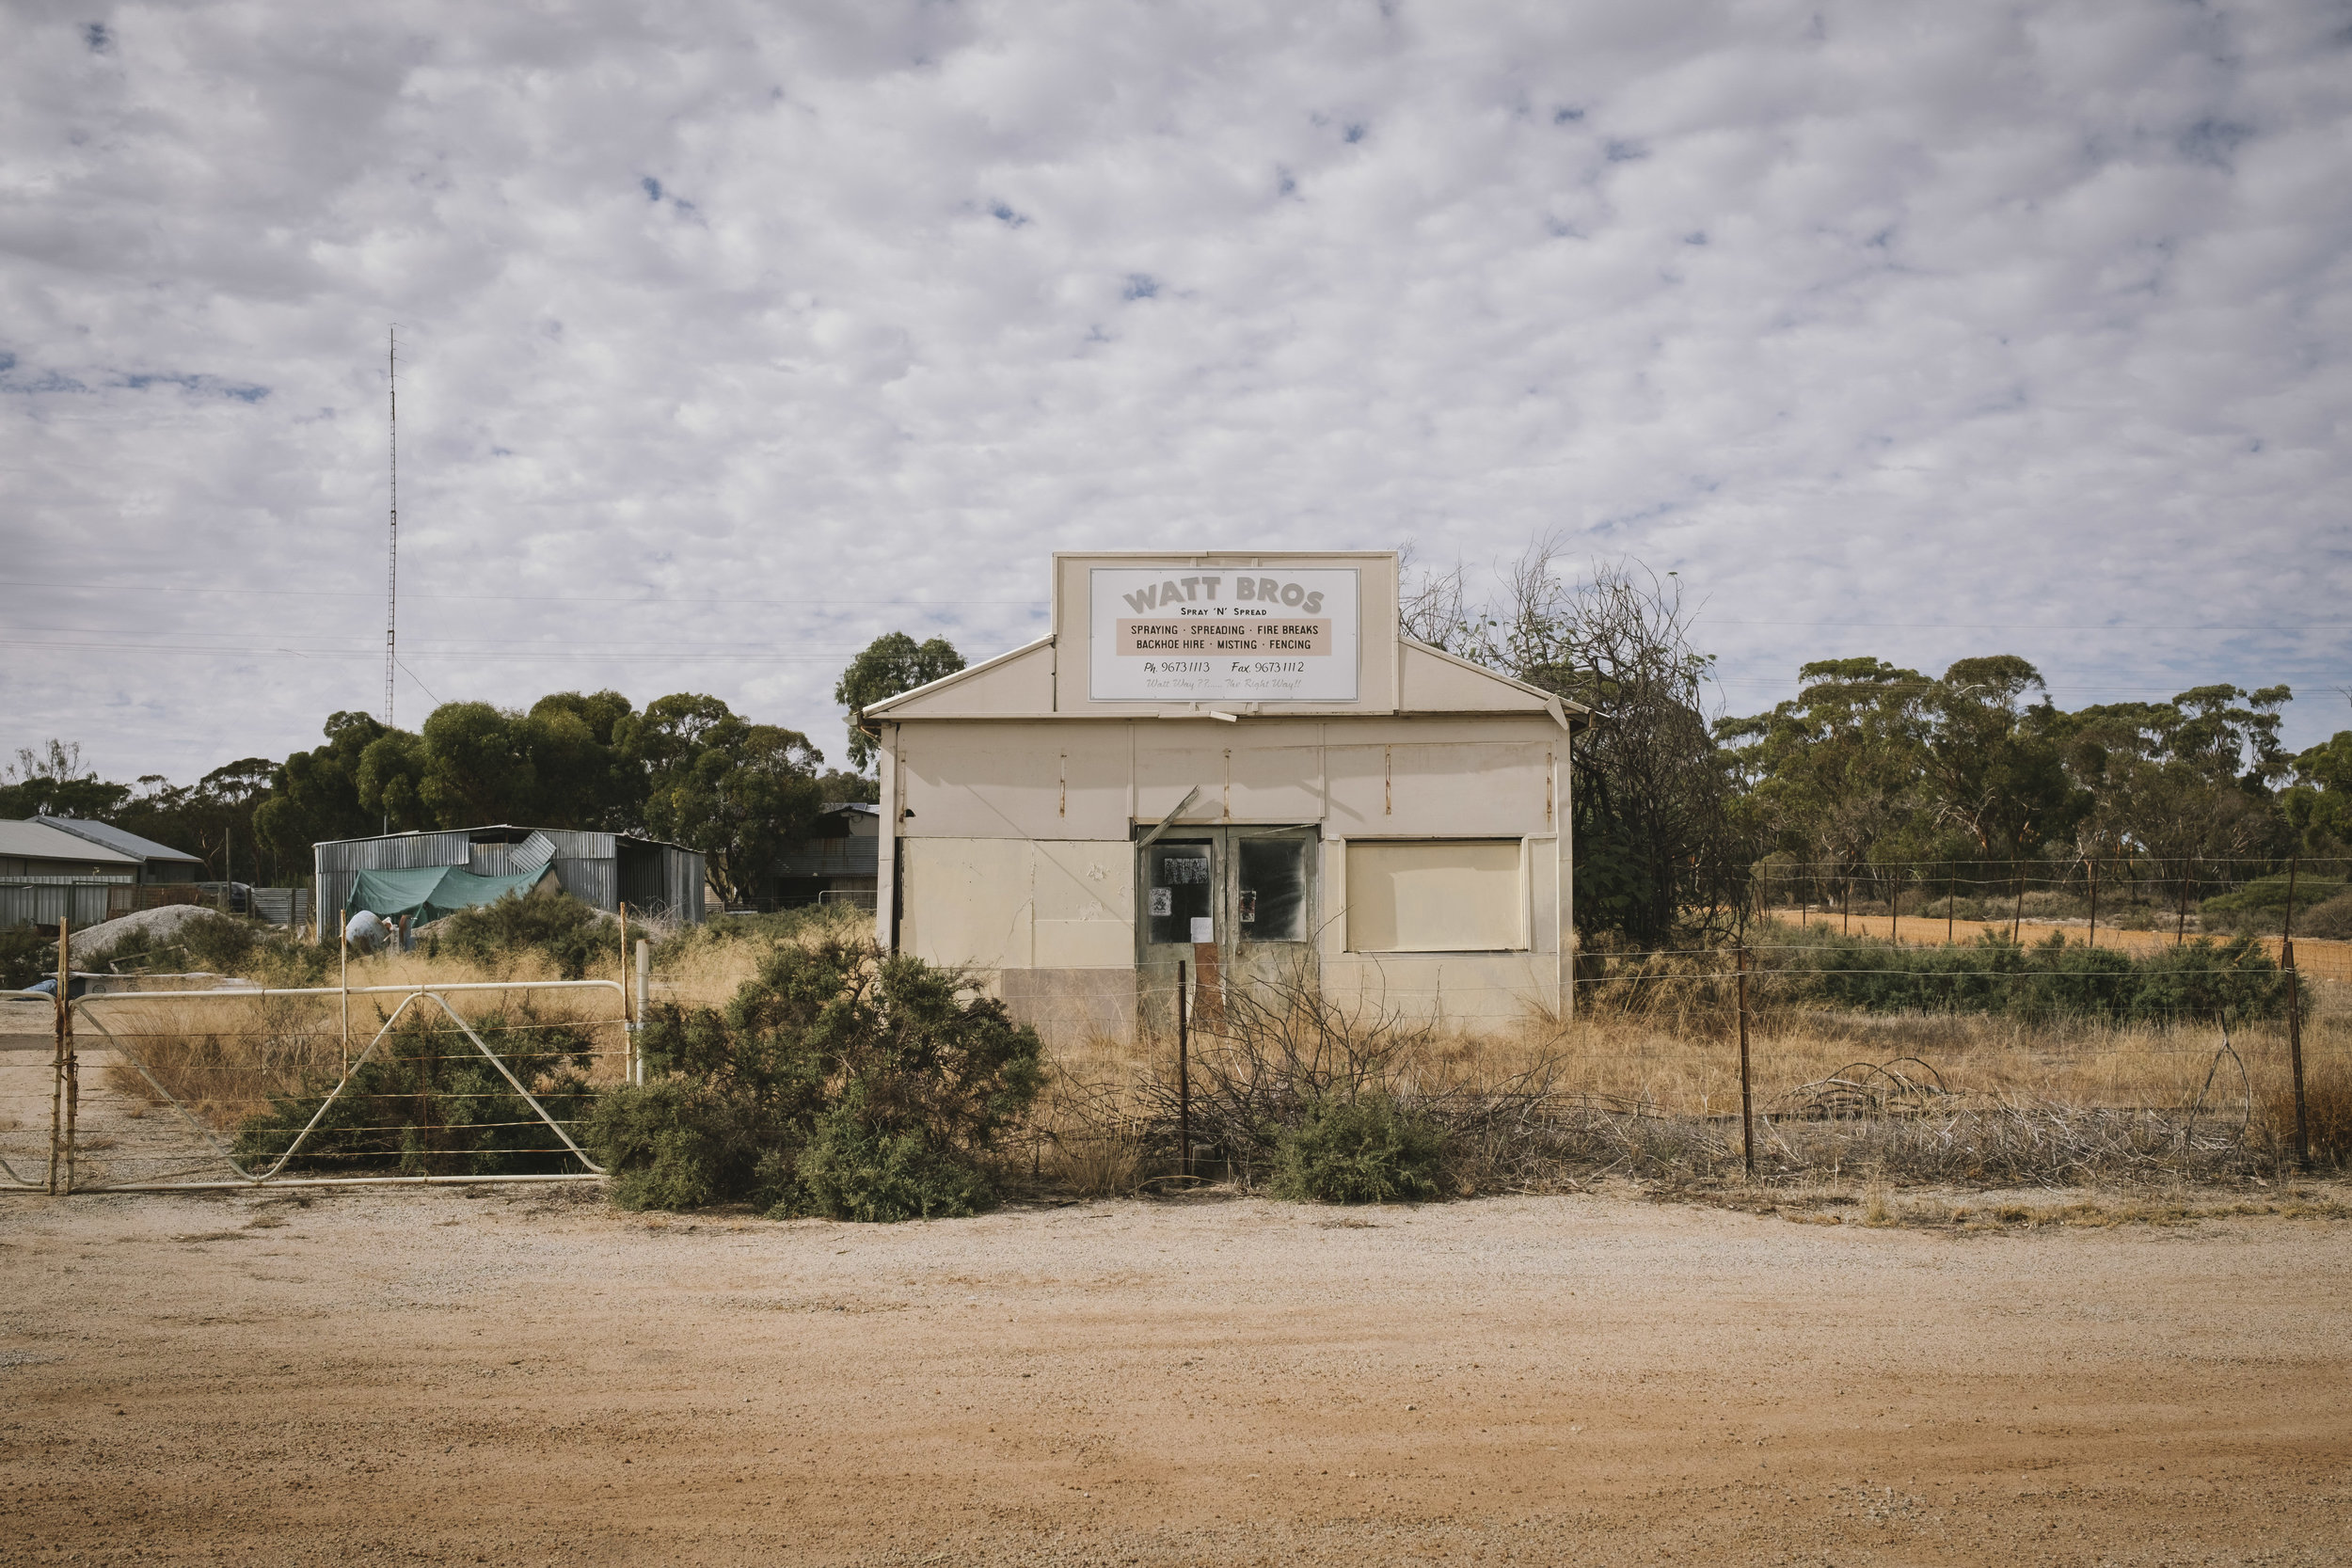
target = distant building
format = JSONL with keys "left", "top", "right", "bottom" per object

{"left": 34, "top": 818, "right": 204, "bottom": 883}
{"left": 0, "top": 818, "right": 147, "bottom": 883}
{"left": 764, "top": 801, "right": 882, "bottom": 910}
{"left": 313, "top": 825, "right": 706, "bottom": 939}
{"left": 1, "top": 817, "right": 146, "bottom": 928}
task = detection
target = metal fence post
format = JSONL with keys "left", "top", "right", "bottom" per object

{"left": 339, "top": 907, "right": 350, "bottom": 1075}
{"left": 1177, "top": 958, "right": 1191, "bottom": 1180}
{"left": 1737, "top": 943, "right": 1754, "bottom": 1179}
{"left": 2283, "top": 858, "right": 2309, "bottom": 1171}
{"left": 634, "top": 938, "right": 652, "bottom": 1086}
{"left": 48, "top": 916, "right": 69, "bottom": 1195}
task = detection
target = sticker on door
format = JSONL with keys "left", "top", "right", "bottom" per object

{"left": 1189, "top": 916, "right": 1214, "bottom": 942}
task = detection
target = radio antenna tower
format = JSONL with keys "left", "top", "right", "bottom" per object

{"left": 384, "top": 325, "right": 398, "bottom": 730}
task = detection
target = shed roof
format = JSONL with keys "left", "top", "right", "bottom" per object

{"left": 0, "top": 819, "right": 143, "bottom": 866}
{"left": 866, "top": 634, "right": 1590, "bottom": 729}
{"left": 310, "top": 824, "right": 700, "bottom": 855}
{"left": 35, "top": 817, "right": 203, "bottom": 866}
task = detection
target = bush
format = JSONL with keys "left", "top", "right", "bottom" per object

{"left": 2200, "top": 874, "right": 2346, "bottom": 916}
{"left": 1271, "top": 1094, "right": 1446, "bottom": 1204}
{"left": 87, "top": 910, "right": 260, "bottom": 974}
{"left": 1784, "top": 930, "right": 2286, "bottom": 1023}
{"left": 585, "top": 1076, "right": 789, "bottom": 1210}
{"left": 78, "top": 911, "right": 334, "bottom": 989}
{"left": 2296, "top": 890, "right": 2352, "bottom": 941}
{"left": 796, "top": 1091, "right": 993, "bottom": 1221}
{"left": 440, "top": 892, "right": 616, "bottom": 979}
{"left": 1, "top": 923, "right": 53, "bottom": 991}
{"left": 234, "top": 1006, "right": 598, "bottom": 1177}
{"left": 585, "top": 936, "right": 1043, "bottom": 1220}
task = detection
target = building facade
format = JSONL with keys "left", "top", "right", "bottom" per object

{"left": 867, "top": 552, "right": 1586, "bottom": 1044}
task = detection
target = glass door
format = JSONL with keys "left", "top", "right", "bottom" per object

{"left": 1138, "top": 837, "right": 1217, "bottom": 1039}
{"left": 1136, "top": 827, "right": 1319, "bottom": 1037}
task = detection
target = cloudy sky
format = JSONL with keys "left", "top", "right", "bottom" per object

{"left": 4, "top": 0, "right": 2347, "bottom": 785}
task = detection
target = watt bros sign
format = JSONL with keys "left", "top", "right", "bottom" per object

{"left": 1088, "top": 567, "right": 1360, "bottom": 703}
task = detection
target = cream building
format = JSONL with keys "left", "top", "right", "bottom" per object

{"left": 867, "top": 552, "right": 1589, "bottom": 1043}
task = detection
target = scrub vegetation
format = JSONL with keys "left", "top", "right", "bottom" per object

{"left": 437, "top": 890, "right": 615, "bottom": 980}
{"left": 62, "top": 899, "right": 2351, "bottom": 1205}
{"left": 586, "top": 937, "right": 1044, "bottom": 1221}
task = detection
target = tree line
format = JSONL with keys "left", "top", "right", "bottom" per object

{"left": 1406, "top": 543, "right": 2352, "bottom": 943}
{"left": 0, "top": 631, "right": 964, "bottom": 907}
{"left": 9, "top": 557, "right": 2349, "bottom": 942}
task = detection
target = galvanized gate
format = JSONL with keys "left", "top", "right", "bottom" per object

{"left": 2, "top": 979, "right": 632, "bottom": 1195}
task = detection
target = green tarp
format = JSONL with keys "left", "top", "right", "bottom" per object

{"left": 344, "top": 864, "right": 558, "bottom": 926}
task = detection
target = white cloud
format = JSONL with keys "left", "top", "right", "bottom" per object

{"left": 2, "top": 0, "right": 2346, "bottom": 783}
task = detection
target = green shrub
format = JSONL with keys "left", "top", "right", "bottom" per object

{"left": 586, "top": 1076, "right": 785, "bottom": 1210}
{"left": 1785, "top": 929, "right": 2286, "bottom": 1023}
{"left": 76, "top": 911, "right": 334, "bottom": 989}
{"left": 585, "top": 936, "right": 1043, "bottom": 1221}
{"left": 2200, "top": 874, "right": 2345, "bottom": 915}
{"left": 795, "top": 1091, "right": 991, "bottom": 1221}
{"left": 1271, "top": 1094, "right": 1446, "bottom": 1204}
{"left": 234, "top": 1006, "right": 598, "bottom": 1177}
{"left": 1, "top": 923, "right": 53, "bottom": 991}
{"left": 2296, "top": 890, "right": 2352, "bottom": 942}
{"left": 440, "top": 892, "right": 616, "bottom": 979}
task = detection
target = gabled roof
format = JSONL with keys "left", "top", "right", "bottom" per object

{"left": 36, "top": 817, "right": 203, "bottom": 865}
{"left": 1398, "top": 638, "right": 1592, "bottom": 729}
{"left": 0, "top": 818, "right": 143, "bottom": 865}
{"left": 865, "top": 636, "right": 1056, "bottom": 719}
{"left": 864, "top": 633, "right": 1590, "bottom": 729}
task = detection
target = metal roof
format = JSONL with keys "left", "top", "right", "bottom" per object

{"left": 35, "top": 816, "right": 203, "bottom": 865}
{"left": 310, "top": 823, "right": 700, "bottom": 854}
{"left": 0, "top": 819, "right": 142, "bottom": 865}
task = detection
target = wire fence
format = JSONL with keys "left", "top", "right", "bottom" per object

{"left": 5, "top": 882, "right": 2346, "bottom": 1196}
{"left": 0, "top": 978, "right": 630, "bottom": 1194}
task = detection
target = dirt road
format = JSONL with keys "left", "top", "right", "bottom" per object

{"left": 3, "top": 1185, "right": 2347, "bottom": 1566}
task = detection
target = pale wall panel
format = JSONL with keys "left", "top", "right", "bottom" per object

{"left": 902, "top": 839, "right": 1032, "bottom": 970}
{"left": 1135, "top": 740, "right": 1228, "bottom": 822}
{"left": 1327, "top": 742, "right": 1551, "bottom": 837}
{"left": 1033, "top": 920, "right": 1136, "bottom": 968}
{"left": 1347, "top": 840, "right": 1525, "bottom": 952}
{"left": 1031, "top": 840, "right": 1134, "bottom": 924}
{"left": 901, "top": 724, "right": 1119, "bottom": 840}
{"left": 1227, "top": 745, "right": 1325, "bottom": 822}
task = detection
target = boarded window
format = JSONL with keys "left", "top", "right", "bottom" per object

{"left": 1346, "top": 840, "right": 1523, "bottom": 952}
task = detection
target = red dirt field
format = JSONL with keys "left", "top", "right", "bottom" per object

{"left": 2, "top": 1183, "right": 2348, "bottom": 1566}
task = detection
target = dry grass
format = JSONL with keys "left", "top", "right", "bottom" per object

{"left": 75, "top": 904, "right": 2350, "bottom": 1193}
{"left": 1025, "top": 970, "right": 2350, "bottom": 1193}
{"left": 91, "top": 945, "right": 640, "bottom": 1132}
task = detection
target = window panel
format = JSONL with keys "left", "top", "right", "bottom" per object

{"left": 1346, "top": 840, "right": 1523, "bottom": 952}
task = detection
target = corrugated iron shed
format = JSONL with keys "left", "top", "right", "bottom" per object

{"left": 313, "top": 824, "right": 705, "bottom": 937}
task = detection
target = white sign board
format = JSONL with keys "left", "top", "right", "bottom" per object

{"left": 1088, "top": 567, "right": 1360, "bottom": 704}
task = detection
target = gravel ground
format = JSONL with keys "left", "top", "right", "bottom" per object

{"left": 2, "top": 1176, "right": 2348, "bottom": 1566}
